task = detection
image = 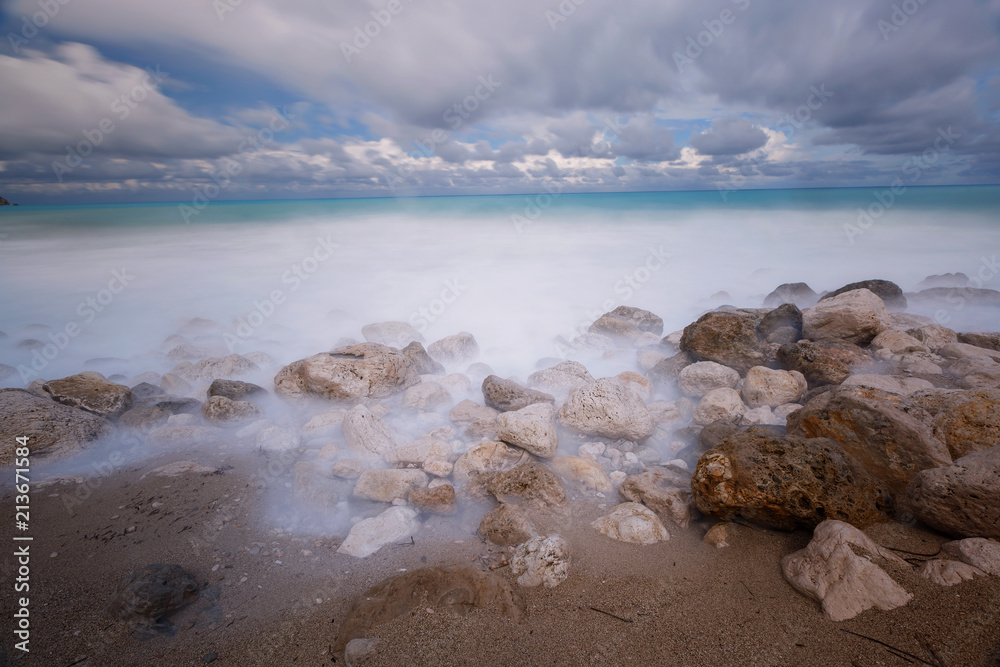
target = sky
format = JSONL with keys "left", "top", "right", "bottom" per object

{"left": 1, "top": 0, "right": 999, "bottom": 204}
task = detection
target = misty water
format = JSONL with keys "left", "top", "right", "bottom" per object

{"left": 2, "top": 186, "right": 999, "bottom": 527}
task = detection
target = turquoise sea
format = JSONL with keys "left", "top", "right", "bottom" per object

{"left": 1, "top": 186, "right": 999, "bottom": 385}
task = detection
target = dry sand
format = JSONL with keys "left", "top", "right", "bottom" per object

{"left": 2, "top": 444, "right": 999, "bottom": 667}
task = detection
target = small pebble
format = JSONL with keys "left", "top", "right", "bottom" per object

{"left": 202, "top": 652, "right": 217, "bottom": 663}
{"left": 50, "top": 552, "right": 58, "bottom": 558}
{"left": 125, "top": 526, "right": 136, "bottom": 533}
{"left": 110, "top": 515, "right": 120, "bottom": 520}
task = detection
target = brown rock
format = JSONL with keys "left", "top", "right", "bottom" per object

{"left": 691, "top": 427, "right": 890, "bottom": 531}
{"left": 786, "top": 385, "right": 950, "bottom": 493}
{"left": 679, "top": 311, "right": 765, "bottom": 374}
{"left": 409, "top": 485, "right": 456, "bottom": 515}
{"left": 619, "top": 469, "right": 693, "bottom": 528}
{"left": 478, "top": 504, "right": 535, "bottom": 545}
{"left": 930, "top": 388, "right": 1000, "bottom": 459}
{"left": 42, "top": 372, "right": 133, "bottom": 419}
{"left": 488, "top": 462, "right": 566, "bottom": 508}
{"left": 776, "top": 340, "right": 869, "bottom": 388}
{"left": 957, "top": 332, "right": 1000, "bottom": 352}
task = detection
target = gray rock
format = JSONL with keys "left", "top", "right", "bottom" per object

{"left": 361, "top": 321, "right": 424, "bottom": 348}
{"left": 905, "top": 446, "right": 1000, "bottom": 538}
{"left": 42, "top": 372, "right": 133, "bottom": 419}
{"left": 200, "top": 395, "right": 261, "bottom": 426}
{"left": 0, "top": 389, "right": 115, "bottom": 463}
{"left": 342, "top": 405, "right": 397, "bottom": 458}
{"left": 427, "top": 332, "right": 480, "bottom": 366}
{"left": 820, "top": 279, "right": 906, "bottom": 310}
{"left": 495, "top": 403, "right": 559, "bottom": 458}
{"left": 207, "top": 379, "right": 266, "bottom": 402}
{"left": 274, "top": 344, "right": 418, "bottom": 401}
{"left": 481, "top": 375, "right": 554, "bottom": 412}
{"left": 510, "top": 535, "right": 571, "bottom": 588}
{"left": 400, "top": 341, "right": 444, "bottom": 374}
{"left": 763, "top": 282, "right": 818, "bottom": 308}
{"left": 803, "top": 289, "right": 892, "bottom": 345}
{"left": 558, "top": 378, "right": 654, "bottom": 441}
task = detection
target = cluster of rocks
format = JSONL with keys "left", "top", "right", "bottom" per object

{"left": 2, "top": 280, "right": 999, "bottom": 622}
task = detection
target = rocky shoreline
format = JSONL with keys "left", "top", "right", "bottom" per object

{"left": 1, "top": 277, "right": 999, "bottom": 665}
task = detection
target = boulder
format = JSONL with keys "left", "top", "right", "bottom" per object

{"left": 207, "top": 379, "right": 265, "bottom": 402}
{"left": 479, "top": 504, "right": 536, "bottom": 546}
{"left": 527, "top": 361, "right": 596, "bottom": 401}
{"left": 757, "top": 303, "right": 804, "bottom": 344}
{"left": 481, "top": 375, "right": 554, "bottom": 412}
{"left": 274, "top": 344, "right": 418, "bottom": 401}
{"left": 342, "top": 405, "right": 397, "bottom": 458}
{"left": 938, "top": 342, "right": 1000, "bottom": 363}
{"left": 841, "top": 374, "right": 935, "bottom": 396}
{"left": 495, "top": 403, "right": 559, "bottom": 458}
{"left": 361, "top": 321, "right": 424, "bottom": 348}
{"left": 647, "top": 351, "right": 697, "bottom": 385}
{"left": 691, "top": 427, "right": 890, "bottom": 530}
{"left": 401, "top": 382, "right": 451, "bottom": 412}
{"left": 549, "top": 456, "right": 613, "bottom": 492}
{"left": 591, "top": 503, "right": 670, "bottom": 544}
{"left": 337, "top": 506, "right": 420, "bottom": 558}
{"left": 741, "top": 366, "right": 807, "bottom": 408}
{"left": 869, "top": 330, "right": 928, "bottom": 356}
{"left": 400, "top": 341, "right": 444, "bottom": 375}
{"left": 427, "top": 332, "right": 480, "bottom": 366}
{"left": 908, "top": 324, "right": 958, "bottom": 351}
{"left": 821, "top": 279, "right": 906, "bottom": 310}
{"left": 787, "top": 385, "right": 951, "bottom": 493}
{"left": 957, "top": 332, "right": 1000, "bottom": 352}
{"left": 904, "top": 446, "right": 1000, "bottom": 538}
{"left": 692, "top": 388, "right": 746, "bottom": 426}
{"left": 0, "top": 389, "right": 115, "bottom": 462}
{"left": 617, "top": 370, "right": 653, "bottom": 401}
{"left": 510, "top": 535, "right": 571, "bottom": 588}
{"left": 777, "top": 340, "right": 865, "bottom": 387}
{"left": 763, "top": 283, "right": 818, "bottom": 308}
{"left": 301, "top": 407, "right": 348, "bottom": 438}
{"left": 942, "top": 538, "right": 1000, "bottom": 576}
{"left": 354, "top": 469, "right": 428, "bottom": 502}
{"left": 488, "top": 462, "right": 567, "bottom": 509}
{"left": 558, "top": 378, "right": 654, "bottom": 441}
{"left": 106, "top": 564, "right": 199, "bottom": 627}
{"left": 802, "top": 289, "right": 892, "bottom": 345}
{"left": 200, "top": 395, "right": 261, "bottom": 426}
{"left": 619, "top": 469, "right": 693, "bottom": 528}
{"left": 386, "top": 435, "right": 451, "bottom": 466}
{"left": 172, "top": 354, "right": 259, "bottom": 384}
{"left": 42, "top": 372, "right": 133, "bottom": 419}
{"left": 331, "top": 459, "right": 366, "bottom": 480}
{"left": 928, "top": 388, "right": 1000, "bottom": 459}
{"left": 678, "top": 361, "right": 740, "bottom": 398}
{"left": 408, "top": 485, "right": 456, "bottom": 515}
{"left": 918, "top": 559, "right": 987, "bottom": 586}
{"left": 679, "top": 311, "right": 765, "bottom": 374}
{"left": 781, "top": 520, "right": 911, "bottom": 622}
{"left": 589, "top": 306, "right": 664, "bottom": 341}
{"left": 449, "top": 399, "right": 499, "bottom": 424}
{"left": 452, "top": 441, "right": 532, "bottom": 486}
